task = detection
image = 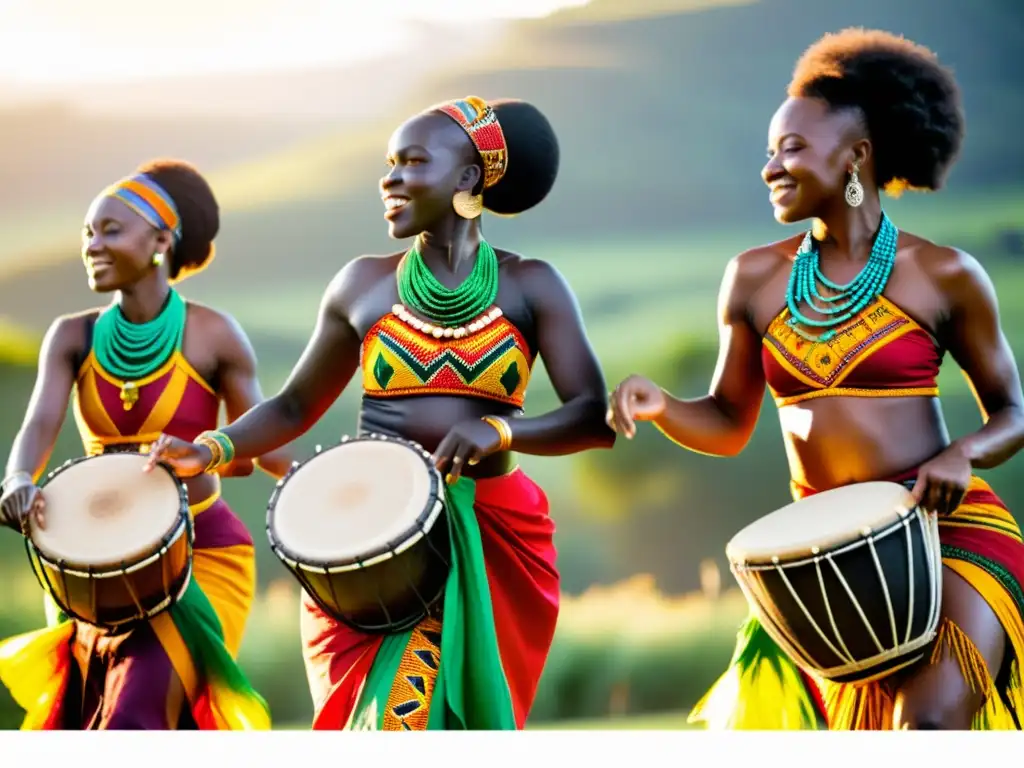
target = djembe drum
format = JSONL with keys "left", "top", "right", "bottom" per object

{"left": 266, "top": 433, "right": 450, "bottom": 634}
{"left": 25, "top": 452, "right": 193, "bottom": 633}
{"left": 727, "top": 481, "right": 942, "bottom": 684}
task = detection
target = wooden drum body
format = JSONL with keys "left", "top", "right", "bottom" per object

{"left": 27, "top": 453, "right": 193, "bottom": 633}
{"left": 266, "top": 433, "right": 451, "bottom": 635}
{"left": 727, "top": 482, "right": 942, "bottom": 685}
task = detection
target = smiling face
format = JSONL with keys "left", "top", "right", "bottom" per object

{"left": 761, "top": 97, "right": 869, "bottom": 224}
{"left": 379, "top": 112, "right": 482, "bottom": 239}
{"left": 81, "top": 196, "right": 173, "bottom": 292}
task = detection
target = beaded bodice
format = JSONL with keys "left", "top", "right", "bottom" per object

{"left": 360, "top": 304, "right": 534, "bottom": 407}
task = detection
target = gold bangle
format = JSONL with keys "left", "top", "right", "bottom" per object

{"left": 196, "top": 436, "right": 224, "bottom": 473}
{"left": 481, "top": 416, "right": 513, "bottom": 452}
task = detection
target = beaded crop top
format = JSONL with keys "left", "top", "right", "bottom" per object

{"left": 73, "top": 318, "right": 220, "bottom": 456}
{"left": 361, "top": 304, "right": 534, "bottom": 407}
{"left": 761, "top": 295, "right": 943, "bottom": 408}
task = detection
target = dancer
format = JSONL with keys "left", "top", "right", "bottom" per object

{"left": 609, "top": 29, "right": 1024, "bottom": 730}
{"left": 0, "top": 159, "right": 291, "bottom": 729}
{"left": 145, "top": 96, "right": 615, "bottom": 729}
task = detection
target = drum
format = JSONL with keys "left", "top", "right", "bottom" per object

{"left": 726, "top": 481, "right": 942, "bottom": 685}
{"left": 25, "top": 453, "right": 193, "bottom": 633}
{"left": 266, "top": 433, "right": 450, "bottom": 635}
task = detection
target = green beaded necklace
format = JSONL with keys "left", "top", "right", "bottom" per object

{"left": 396, "top": 239, "right": 499, "bottom": 327}
{"left": 93, "top": 288, "right": 187, "bottom": 409}
{"left": 785, "top": 213, "right": 898, "bottom": 342}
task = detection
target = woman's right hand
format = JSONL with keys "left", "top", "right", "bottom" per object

{"left": 0, "top": 472, "right": 46, "bottom": 532}
{"left": 144, "top": 434, "right": 212, "bottom": 478}
{"left": 607, "top": 374, "right": 668, "bottom": 439}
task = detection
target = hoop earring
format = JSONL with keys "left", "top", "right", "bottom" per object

{"left": 452, "top": 190, "right": 483, "bottom": 220}
{"left": 152, "top": 252, "right": 165, "bottom": 267}
{"left": 845, "top": 166, "right": 864, "bottom": 208}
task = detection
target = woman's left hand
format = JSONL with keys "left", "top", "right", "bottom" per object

{"left": 911, "top": 443, "right": 972, "bottom": 516}
{"left": 433, "top": 419, "right": 504, "bottom": 483}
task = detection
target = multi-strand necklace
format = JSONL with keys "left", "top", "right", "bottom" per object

{"left": 395, "top": 240, "right": 500, "bottom": 336}
{"left": 785, "top": 213, "right": 898, "bottom": 342}
{"left": 92, "top": 288, "right": 186, "bottom": 409}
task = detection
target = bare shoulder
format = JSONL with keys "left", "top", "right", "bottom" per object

{"left": 498, "top": 250, "right": 574, "bottom": 298}
{"left": 719, "top": 235, "right": 800, "bottom": 319}
{"left": 901, "top": 233, "right": 995, "bottom": 301}
{"left": 183, "top": 300, "right": 251, "bottom": 349}
{"left": 43, "top": 307, "right": 102, "bottom": 357}
{"left": 323, "top": 252, "right": 405, "bottom": 311}
{"left": 728, "top": 234, "right": 801, "bottom": 286}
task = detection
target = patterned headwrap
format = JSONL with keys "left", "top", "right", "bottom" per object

{"left": 102, "top": 173, "right": 183, "bottom": 242}
{"left": 432, "top": 96, "right": 509, "bottom": 189}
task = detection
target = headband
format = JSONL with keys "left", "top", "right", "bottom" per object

{"left": 433, "top": 96, "right": 509, "bottom": 189}
{"left": 102, "top": 173, "right": 183, "bottom": 242}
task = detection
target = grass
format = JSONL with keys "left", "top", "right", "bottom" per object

{"left": 278, "top": 710, "right": 697, "bottom": 730}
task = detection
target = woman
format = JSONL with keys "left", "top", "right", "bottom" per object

{"left": 609, "top": 29, "right": 1024, "bottom": 730}
{"left": 145, "top": 96, "right": 614, "bottom": 730}
{"left": 0, "top": 159, "right": 292, "bottom": 729}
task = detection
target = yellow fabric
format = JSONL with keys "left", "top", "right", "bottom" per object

{"left": 692, "top": 476, "right": 1024, "bottom": 730}
{"left": 0, "top": 622, "right": 74, "bottom": 729}
{"left": 0, "top": 493, "right": 260, "bottom": 730}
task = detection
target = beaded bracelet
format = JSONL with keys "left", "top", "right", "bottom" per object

{"left": 195, "top": 430, "right": 236, "bottom": 473}
{"left": 480, "top": 416, "right": 513, "bottom": 452}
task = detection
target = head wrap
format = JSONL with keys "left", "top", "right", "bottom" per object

{"left": 432, "top": 96, "right": 509, "bottom": 189}
{"left": 102, "top": 173, "right": 182, "bottom": 241}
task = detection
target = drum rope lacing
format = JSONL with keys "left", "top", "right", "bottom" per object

{"left": 734, "top": 508, "right": 942, "bottom": 682}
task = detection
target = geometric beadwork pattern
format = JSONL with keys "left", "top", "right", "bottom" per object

{"left": 361, "top": 312, "right": 534, "bottom": 407}
{"left": 382, "top": 616, "right": 444, "bottom": 731}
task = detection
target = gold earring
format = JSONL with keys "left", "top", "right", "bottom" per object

{"left": 845, "top": 165, "right": 864, "bottom": 207}
{"left": 153, "top": 252, "right": 165, "bottom": 267}
{"left": 452, "top": 190, "right": 483, "bottom": 219}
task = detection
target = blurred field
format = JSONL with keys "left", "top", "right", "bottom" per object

{"left": 1, "top": 0, "right": 1022, "bottom": 732}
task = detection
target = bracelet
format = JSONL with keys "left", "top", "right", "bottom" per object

{"left": 481, "top": 416, "right": 514, "bottom": 452}
{"left": 195, "top": 430, "right": 236, "bottom": 473}
{"left": 1, "top": 471, "right": 31, "bottom": 494}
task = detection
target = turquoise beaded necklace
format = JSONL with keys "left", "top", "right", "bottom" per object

{"left": 785, "top": 212, "right": 898, "bottom": 342}
{"left": 397, "top": 239, "right": 499, "bottom": 327}
{"left": 92, "top": 288, "right": 187, "bottom": 409}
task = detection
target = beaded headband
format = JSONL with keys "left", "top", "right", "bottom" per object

{"left": 102, "top": 174, "right": 183, "bottom": 242}
{"left": 432, "top": 96, "right": 509, "bottom": 189}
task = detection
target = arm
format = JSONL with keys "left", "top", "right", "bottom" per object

{"left": 209, "top": 309, "right": 297, "bottom": 479}
{"left": 939, "top": 249, "right": 1024, "bottom": 469}
{"left": 505, "top": 259, "right": 615, "bottom": 456}
{"left": 613, "top": 252, "right": 768, "bottom": 457}
{"left": 214, "top": 264, "right": 364, "bottom": 461}
{"left": 5, "top": 316, "right": 80, "bottom": 482}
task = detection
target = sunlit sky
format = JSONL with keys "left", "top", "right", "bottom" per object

{"left": 0, "top": 0, "right": 589, "bottom": 85}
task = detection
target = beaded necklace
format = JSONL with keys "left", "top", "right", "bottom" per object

{"left": 785, "top": 213, "right": 898, "bottom": 342}
{"left": 92, "top": 288, "right": 187, "bottom": 410}
{"left": 396, "top": 239, "right": 499, "bottom": 328}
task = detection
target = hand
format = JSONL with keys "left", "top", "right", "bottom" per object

{"left": 607, "top": 374, "right": 668, "bottom": 439}
{"left": 911, "top": 443, "right": 972, "bottom": 517}
{"left": 0, "top": 472, "right": 46, "bottom": 532}
{"left": 144, "top": 434, "right": 212, "bottom": 478}
{"left": 432, "top": 419, "right": 504, "bottom": 484}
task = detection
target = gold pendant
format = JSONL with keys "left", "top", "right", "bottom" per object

{"left": 120, "top": 382, "right": 139, "bottom": 411}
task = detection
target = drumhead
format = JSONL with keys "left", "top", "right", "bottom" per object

{"left": 32, "top": 454, "right": 184, "bottom": 567}
{"left": 727, "top": 481, "right": 918, "bottom": 563}
{"left": 270, "top": 440, "right": 436, "bottom": 563}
